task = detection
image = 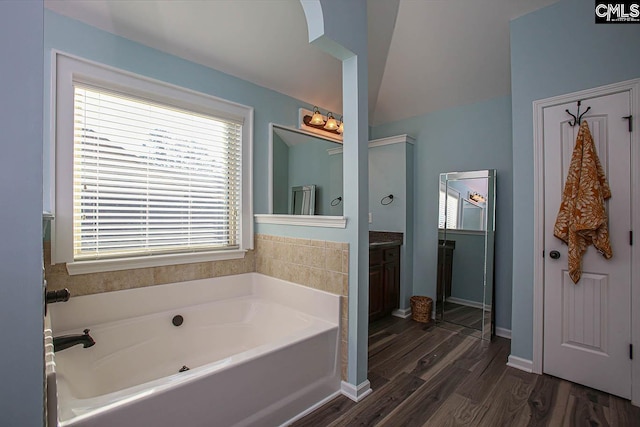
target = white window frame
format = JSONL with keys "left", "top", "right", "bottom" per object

{"left": 51, "top": 52, "right": 253, "bottom": 274}
{"left": 438, "top": 184, "right": 460, "bottom": 230}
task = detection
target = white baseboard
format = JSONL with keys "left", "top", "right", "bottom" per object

{"left": 507, "top": 355, "right": 533, "bottom": 373}
{"left": 495, "top": 327, "right": 512, "bottom": 339}
{"left": 446, "top": 297, "right": 487, "bottom": 310}
{"left": 341, "top": 380, "right": 372, "bottom": 402}
{"left": 392, "top": 308, "right": 412, "bottom": 319}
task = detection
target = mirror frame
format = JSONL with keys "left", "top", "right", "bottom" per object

{"left": 436, "top": 169, "right": 496, "bottom": 340}
{"left": 253, "top": 123, "right": 347, "bottom": 228}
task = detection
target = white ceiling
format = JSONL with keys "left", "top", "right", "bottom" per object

{"left": 44, "top": 0, "right": 559, "bottom": 127}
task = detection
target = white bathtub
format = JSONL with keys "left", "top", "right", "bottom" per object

{"left": 48, "top": 273, "right": 342, "bottom": 427}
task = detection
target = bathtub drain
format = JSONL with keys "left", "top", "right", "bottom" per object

{"left": 179, "top": 365, "right": 190, "bottom": 373}
{"left": 172, "top": 315, "right": 184, "bottom": 326}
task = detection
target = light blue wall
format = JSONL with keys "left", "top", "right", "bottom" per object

{"left": 371, "top": 95, "right": 513, "bottom": 330}
{"left": 272, "top": 134, "right": 290, "bottom": 214}
{"left": 510, "top": 0, "right": 640, "bottom": 360}
{"left": 287, "top": 138, "right": 341, "bottom": 215}
{"left": 369, "top": 143, "right": 406, "bottom": 232}
{"left": 328, "top": 152, "right": 344, "bottom": 216}
{"left": 0, "top": 1, "right": 44, "bottom": 425}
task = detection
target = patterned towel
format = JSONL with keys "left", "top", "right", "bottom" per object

{"left": 553, "top": 121, "right": 612, "bottom": 284}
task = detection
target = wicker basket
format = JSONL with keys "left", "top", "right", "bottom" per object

{"left": 410, "top": 296, "right": 433, "bottom": 323}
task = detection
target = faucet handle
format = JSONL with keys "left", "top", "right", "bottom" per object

{"left": 46, "top": 288, "right": 71, "bottom": 304}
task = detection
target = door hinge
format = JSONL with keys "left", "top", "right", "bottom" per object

{"left": 623, "top": 115, "right": 632, "bottom": 132}
{"left": 630, "top": 344, "right": 634, "bottom": 360}
{"left": 630, "top": 230, "right": 633, "bottom": 246}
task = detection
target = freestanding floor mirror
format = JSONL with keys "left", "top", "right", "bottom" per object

{"left": 436, "top": 169, "right": 496, "bottom": 340}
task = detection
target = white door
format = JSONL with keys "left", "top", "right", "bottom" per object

{"left": 543, "top": 91, "right": 632, "bottom": 398}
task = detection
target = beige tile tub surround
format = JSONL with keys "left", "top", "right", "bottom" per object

{"left": 254, "top": 234, "right": 349, "bottom": 294}
{"left": 43, "top": 242, "right": 256, "bottom": 297}
{"left": 254, "top": 234, "right": 349, "bottom": 380}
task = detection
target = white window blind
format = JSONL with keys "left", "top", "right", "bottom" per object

{"left": 73, "top": 84, "right": 242, "bottom": 261}
{"left": 438, "top": 187, "right": 459, "bottom": 229}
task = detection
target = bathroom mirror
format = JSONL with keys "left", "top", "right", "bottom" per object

{"left": 436, "top": 169, "right": 496, "bottom": 340}
{"left": 270, "top": 124, "right": 343, "bottom": 216}
{"left": 291, "top": 185, "right": 316, "bottom": 215}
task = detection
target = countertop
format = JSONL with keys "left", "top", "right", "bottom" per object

{"left": 369, "top": 231, "right": 403, "bottom": 248}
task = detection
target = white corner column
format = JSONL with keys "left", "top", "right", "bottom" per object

{"left": 300, "top": 0, "right": 370, "bottom": 399}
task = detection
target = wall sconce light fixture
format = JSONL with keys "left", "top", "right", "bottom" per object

{"left": 469, "top": 192, "right": 486, "bottom": 203}
{"left": 300, "top": 107, "right": 343, "bottom": 141}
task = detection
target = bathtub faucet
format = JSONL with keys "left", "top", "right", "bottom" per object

{"left": 53, "top": 329, "right": 95, "bottom": 352}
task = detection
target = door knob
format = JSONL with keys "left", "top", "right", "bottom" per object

{"left": 549, "top": 250, "right": 561, "bottom": 259}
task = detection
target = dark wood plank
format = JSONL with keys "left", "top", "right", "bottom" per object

{"left": 407, "top": 332, "right": 469, "bottom": 378}
{"left": 368, "top": 318, "right": 426, "bottom": 357}
{"left": 476, "top": 368, "right": 538, "bottom": 427}
{"left": 425, "top": 393, "right": 490, "bottom": 427}
{"left": 570, "top": 383, "right": 611, "bottom": 407}
{"left": 566, "top": 384, "right": 611, "bottom": 427}
{"left": 436, "top": 320, "right": 484, "bottom": 339}
{"left": 372, "top": 326, "right": 453, "bottom": 380}
{"left": 546, "top": 379, "right": 572, "bottom": 426}
{"left": 326, "top": 373, "right": 425, "bottom": 427}
{"left": 368, "top": 323, "right": 435, "bottom": 370}
{"left": 367, "top": 371, "right": 389, "bottom": 391}
{"left": 289, "top": 395, "right": 356, "bottom": 427}
{"left": 449, "top": 337, "right": 493, "bottom": 371}
{"left": 377, "top": 365, "right": 470, "bottom": 427}
{"left": 609, "top": 395, "right": 640, "bottom": 427}
{"left": 526, "top": 374, "right": 561, "bottom": 427}
{"left": 368, "top": 332, "right": 399, "bottom": 356}
{"left": 455, "top": 338, "right": 511, "bottom": 403}
{"left": 367, "top": 315, "right": 403, "bottom": 335}
{"left": 442, "top": 302, "right": 485, "bottom": 330}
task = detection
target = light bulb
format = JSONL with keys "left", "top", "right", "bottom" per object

{"left": 310, "top": 107, "right": 325, "bottom": 125}
{"left": 324, "top": 112, "right": 338, "bottom": 130}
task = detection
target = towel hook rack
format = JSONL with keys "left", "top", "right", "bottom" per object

{"left": 566, "top": 100, "right": 591, "bottom": 126}
{"left": 381, "top": 194, "right": 394, "bottom": 206}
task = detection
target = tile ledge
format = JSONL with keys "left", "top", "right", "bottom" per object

{"left": 254, "top": 214, "right": 347, "bottom": 228}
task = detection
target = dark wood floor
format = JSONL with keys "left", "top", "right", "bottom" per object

{"left": 438, "top": 301, "right": 486, "bottom": 330}
{"left": 291, "top": 316, "right": 640, "bottom": 427}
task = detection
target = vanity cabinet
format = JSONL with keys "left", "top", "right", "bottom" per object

{"left": 369, "top": 244, "right": 400, "bottom": 322}
{"left": 436, "top": 240, "right": 455, "bottom": 303}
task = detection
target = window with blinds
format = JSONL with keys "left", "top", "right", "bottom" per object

{"left": 73, "top": 84, "right": 242, "bottom": 260}
{"left": 438, "top": 187, "right": 459, "bottom": 229}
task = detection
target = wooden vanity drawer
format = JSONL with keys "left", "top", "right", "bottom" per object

{"left": 383, "top": 246, "right": 399, "bottom": 262}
